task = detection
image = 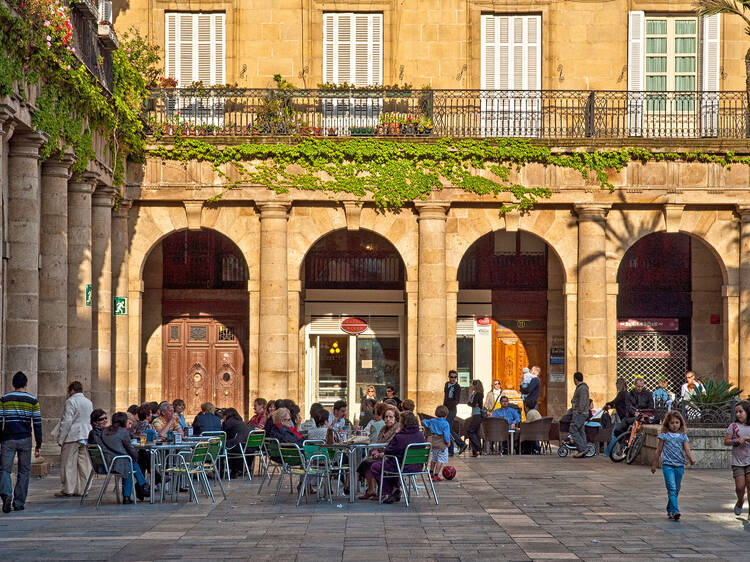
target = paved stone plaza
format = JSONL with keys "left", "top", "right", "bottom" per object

{"left": 0, "top": 453, "right": 748, "bottom": 561}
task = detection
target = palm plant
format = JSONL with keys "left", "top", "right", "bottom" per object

{"left": 695, "top": 1, "right": 750, "bottom": 122}
{"left": 687, "top": 379, "right": 742, "bottom": 406}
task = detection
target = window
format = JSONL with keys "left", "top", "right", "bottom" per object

{"left": 165, "top": 12, "right": 225, "bottom": 86}
{"left": 645, "top": 17, "right": 697, "bottom": 111}
{"left": 323, "top": 13, "right": 382, "bottom": 86}
{"left": 480, "top": 14, "right": 541, "bottom": 137}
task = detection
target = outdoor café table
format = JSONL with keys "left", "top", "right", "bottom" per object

{"left": 132, "top": 439, "right": 203, "bottom": 504}
{"left": 309, "top": 441, "right": 386, "bottom": 503}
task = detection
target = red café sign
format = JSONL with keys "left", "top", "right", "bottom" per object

{"left": 617, "top": 318, "right": 678, "bottom": 332}
{"left": 476, "top": 317, "right": 492, "bottom": 326}
{"left": 341, "top": 317, "right": 368, "bottom": 334}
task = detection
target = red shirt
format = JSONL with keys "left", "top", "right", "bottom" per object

{"left": 249, "top": 413, "right": 266, "bottom": 428}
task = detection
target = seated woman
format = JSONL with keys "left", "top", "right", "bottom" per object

{"left": 369, "top": 411, "right": 425, "bottom": 504}
{"left": 223, "top": 407, "right": 250, "bottom": 479}
{"left": 358, "top": 407, "right": 399, "bottom": 500}
{"left": 364, "top": 403, "right": 387, "bottom": 444}
{"left": 91, "top": 412, "right": 149, "bottom": 504}
{"left": 192, "top": 402, "right": 222, "bottom": 435}
{"left": 267, "top": 407, "right": 304, "bottom": 462}
{"left": 306, "top": 408, "right": 330, "bottom": 442}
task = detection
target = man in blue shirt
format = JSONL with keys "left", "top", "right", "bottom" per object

{"left": 652, "top": 378, "right": 674, "bottom": 411}
{"left": 491, "top": 396, "right": 521, "bottom": 428}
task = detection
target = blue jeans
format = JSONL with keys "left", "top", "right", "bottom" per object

{"left": 662, "top": 464, "right": 684, "bottom": 515}
{"left": 0, "top": 437, "right": 32, "bottom": 508}
{"left": 122, "top": 463, "right": 147, "bottom": 498}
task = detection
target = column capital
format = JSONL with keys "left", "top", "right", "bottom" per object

{"left": 42, "top": 152, "right": 76, "bottom": 179}
{"left": 113, "top": 199, "right": 132, "bottom": 218}
{"left": 183, "top": 200, "right": 203, "bottom": 230}
{"left": 415, "top": 201, "right": 450, "bottom": 221}
{"left": 736, "top": 205, "right": 750, "bottom": 222}
{"left": 92, "top": 185, "right": 117, "bottom": 208}
{"left": 9, "top": 130, "right": 47, "bottom": 158}
{"left": 574, "top": 203, "right": 611, "bottom": 222}
{"left": 68, "top": 171, "right": 99, "bottom": 194}
{"left": 257, "top": 201, "right": 291, "bottom": 219}
{"left": 0, "top": 104, "right": 16, "bottom": 136}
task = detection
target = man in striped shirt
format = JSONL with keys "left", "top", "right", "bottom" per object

{"left": 1, "top": 371, "right": 42, "bottom": 513}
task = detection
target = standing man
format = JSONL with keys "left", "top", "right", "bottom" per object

{"left": 56, "top": 381, "right": 93, "bottom": 497}
{"left": 570, "top": 371, "right": 590, "bottom": 458}
{"left": 443, "top": 370, "right": 467, "bottom": 455}
{"left": 0, "top": 372, "right": 42, "bottom": 513}
{"left": 521, "top": 366, "right": 542, "bottom": 412}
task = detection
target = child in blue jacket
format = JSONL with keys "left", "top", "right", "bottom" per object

{"left": 422, "top": 405, "right": 451, "bottom": 481}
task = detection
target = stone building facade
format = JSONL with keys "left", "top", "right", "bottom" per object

{"left": 4, "top": 0, "right": 750, "bottom": 440}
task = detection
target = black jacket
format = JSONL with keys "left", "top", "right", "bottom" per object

{"left": 443, "top": 381, "right": 461, "bottom": 410}
{"left": 223, "top": 416, "right": 250, "bottom": 450}
{"left": 606, "top": 390, "right": 629, "bottom": 421}
{"left": 88, "top": 426, "right": 137, "bottom": 475}
{"left": 628, "top": 389, "right": 654, "bottom": 416}
{"left": 521, "top": 376, "right": 541, "bottom": 409}
{"left": 192, "top": 413, "right": 222, "bottom": 435}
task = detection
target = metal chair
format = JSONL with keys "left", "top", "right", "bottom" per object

{"left": 481, "top": 417, "right": 510, "bottom": 455}
{"left": 257, "top": 437, "right": 284, "bottom": 495}
{"left": 203, "top": 437, "right": 227, "bottom": 499}
{"left": 226, "top": 429, "right": 268, "bottom": 481}
{"left": 200, "top": 431, "right": 230, "bottom": 480}
{"left": 162, "top": 441, "right": 214, "bottom": 504}
{"left": 517, "top": 416, "right": 553, "bottom": 454}
{"left": 80, "top": 444, "right": 137, "bottom": 507}
{"left": 277, "top": 443, "right": 332, "bottom": 506}
{"left": 378, "top": 442, "right": 437, "bottom": 507}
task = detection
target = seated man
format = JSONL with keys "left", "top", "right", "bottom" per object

{"left": 652, "top": 378, "right": 675, "bottom": 412}
{"left": 491, "top": 396, "right": 521, "bottom": 428}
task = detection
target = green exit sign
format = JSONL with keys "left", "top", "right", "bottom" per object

{"left": 85, "top": 284, "right": 92, "bottom": 307}
{"left": 114, "top": 296, "right": 128, "bottom": 316}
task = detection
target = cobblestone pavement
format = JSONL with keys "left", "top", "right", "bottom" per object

{"left": 1, "top": 453, "right": 748, "bottom": 561}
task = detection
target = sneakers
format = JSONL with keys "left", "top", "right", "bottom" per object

{"left": 733, "top": 502, "right": 743, "bottom": 516}
{"left": 672, "top": 512, "right": 681, "bottom": 521}
{"left": 431, "top": 473, "right": 442, "bottom": 482}
{"left": 122, "top": 497, "right": 134, "bottom": 505}
{"left": 1, "top": 495, "right": 11, "bottom": 514}
{"left": 457, "top": 442, "right": 468, "bottom": 455}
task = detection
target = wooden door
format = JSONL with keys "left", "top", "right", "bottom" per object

{"left": 492, "top": 323, "right": 547, "bottom": 415}
{"left": 164, "top": 318, "right": 245, "bottom": 417}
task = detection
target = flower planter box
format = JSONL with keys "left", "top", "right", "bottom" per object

{"left": 385, "top": 90, "right": 412, "bottom": 98}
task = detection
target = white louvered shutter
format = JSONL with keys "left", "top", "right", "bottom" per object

{"left": 701, "top": 14, "right": 720, "bottom": 136}
{"left": 627, "top": 11, "right": 645, "bottom": 135}
{"left": 165, "top": 13, "right": 225, "bottom": 86}
{"left": 323, "top": 13, "right": 382, "bottom": 85}
{"left": 481, "top": 14, "right": 541, "bottom": 137}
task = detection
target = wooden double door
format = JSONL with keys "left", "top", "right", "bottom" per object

{"left": 492, "top": 322, "right": 547, "bottom": 415}
{"left": 163, "top": 317, "right": 246, "bottom": 417}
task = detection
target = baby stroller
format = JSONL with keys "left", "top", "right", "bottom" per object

{"left": 557, "top": 436, "right": 596, "bottom": 457}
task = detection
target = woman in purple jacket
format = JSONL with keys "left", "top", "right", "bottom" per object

{"left": 370, "top": 412, "right": 426, "bottom": 504}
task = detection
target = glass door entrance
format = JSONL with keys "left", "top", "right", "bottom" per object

{"left": 312, "top": 334, "right": 401, "bottom": 419}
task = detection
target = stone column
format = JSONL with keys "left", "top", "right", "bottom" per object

{"left": 416, "top": 202, "right": 449, "bottom": 412}
{"left": 0, "top": 105, "right": 16, "bottom": 392}
{"left": 288, "top": 279, "right": 302, "bottom": 406}
{"left": 91, "top": 186, "right": 116, "bottom": 411}
{"left": 405, "top": 281, "right": 419, "bottom": 404}
{"left": 257, "top": 202, "right": 290, "bottom": 399}
{"left": 112, "top": 199, "right": 131, "bottom": 411}
{"left": 67, "top": 174, "right": 96, "bottom": 394}
{"left": 738, "top": 206, "right": 750, "bottom": 394}
{"left": 38, "top": 153, "right": 75, "bottom": 452}
{"left": 575, "top": 204, "right": 610, "bottom": 406}
{"left": 4, "top": 131, "right": 45, "bottom": 395}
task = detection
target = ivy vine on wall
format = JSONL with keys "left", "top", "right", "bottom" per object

{"left": 0, "top": 1, "right": 150, "bottom": 184}
{"left": 150, "top": 136, "right": 750, "bottom": 210}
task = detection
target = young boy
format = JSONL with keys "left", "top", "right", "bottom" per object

{"left": 422, "top": 405, "right": 451, "bottom": 481}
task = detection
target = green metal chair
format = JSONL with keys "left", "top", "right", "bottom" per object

{"left": 80, "top": 444, "right": 138, "bottom": 507}
{"left": 203, "top": 437, "right": 227, "bottom": 500}
{"left": 257, "top": 437, "right": 283, "bottom": 495}
{"left": 378, "top": 442, "right": 438, "bottom": 507}
{"left": 276, "top": 443, "right": 332, "bottom": 506}
{"left": 200, "top": 431, "right": 230, "bottom": 480}
{"left": 227, "top": 429, "right": 267, "bottom": 480}
{"left": 162, "top": 441, "right": 214, "bottom": 504}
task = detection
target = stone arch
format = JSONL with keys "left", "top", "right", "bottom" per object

{"left": 446, "top": 208, "right": 577, "bottom": 284}
{"left": 287, "top": 204, "right": 418, "bottom": 283}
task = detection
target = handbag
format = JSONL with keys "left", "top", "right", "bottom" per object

{"left": 482, "top": 394, "right": 502, "bottom": 418}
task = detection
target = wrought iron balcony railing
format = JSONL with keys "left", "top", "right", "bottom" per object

{"left": 69, "top": 0, "right": 114, "bottom": 91}
{"left": 144, "top": 88, "right": 749, "bottom": 139}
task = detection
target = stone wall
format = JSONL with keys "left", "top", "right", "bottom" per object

{"left": 638, "top": 424, "right": 732, "bottom": 469}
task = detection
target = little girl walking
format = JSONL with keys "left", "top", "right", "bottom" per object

{"left": 651, "top": 410, "right": 695, "bottom": 521}
{"left": 725, "top": 400, "right": 750, "bottom": 517}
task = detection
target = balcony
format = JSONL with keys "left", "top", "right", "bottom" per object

{"left": 144, "top": 88, "right": 749, "bottom": 140}
{"left": 69, "top": 0, "right": 114, "bottom": 91}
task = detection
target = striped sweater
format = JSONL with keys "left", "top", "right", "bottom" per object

{"left": 1, "top": 391, "right": 42, "bottom": 448}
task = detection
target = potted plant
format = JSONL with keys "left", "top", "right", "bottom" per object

{"left": 159, "top": 77, "right": 178, "bottom": 89}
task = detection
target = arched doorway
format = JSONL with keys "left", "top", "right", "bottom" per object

{"left": 457, "top": 230, "right": 566, "bottom": 417}
{"left": 143, "top": 229, "right": 249, "bottom": 417}
{"left": 616, "top": 232, "right": 725, "bottom": 395}
{"left": 301, "top": 229, "right": 406, "bottom": 418}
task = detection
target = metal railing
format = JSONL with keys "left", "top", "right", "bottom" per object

{"left": 144, "top": 88, "right": 749, "bottom": 139}
{"left": 304, "top": 251, "right": 404, "bottom": 290}
{"left": 69, "top": 2, "right": 113, "bottom": 92}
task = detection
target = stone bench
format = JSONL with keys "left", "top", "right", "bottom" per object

{"left": 636, "top": 424, "right": 732, "bottom": 469}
